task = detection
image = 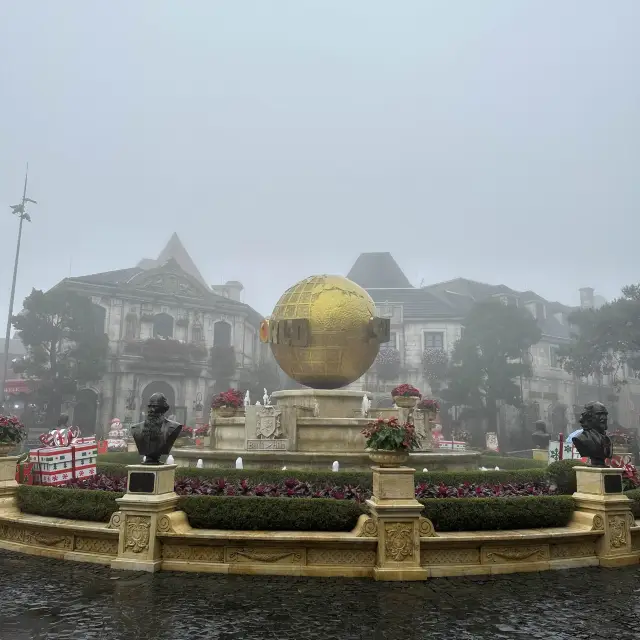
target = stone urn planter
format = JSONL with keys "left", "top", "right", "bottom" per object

{"left": 0, "top": 444, "right": 15, "bottom": 456}
{"left": 215, "top": 406, "right": 237, "bottom": 418}
{"left": 393, "top": 395, "right": 418, "bottom": 410}
{"left": 172, "top": 437, "right": 190, "bottom": 449}
{"left": 368, "top": 450, "right": 409, "bottom": 468}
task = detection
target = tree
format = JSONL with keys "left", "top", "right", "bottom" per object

{"left": 237, "top": 359, "right": 283, "bottom": 400}
{"left": 443, "top": 301, "right": 542, "bottom": 441}
{"left": 558, "top": 283, "right": 640, "bottom": 388}
{"left": 12, "top": 288, "right": 109, "bottom": 425}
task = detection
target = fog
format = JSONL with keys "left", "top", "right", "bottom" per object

{"left": 1, "top": 0, "right": 639, "bottom": 317}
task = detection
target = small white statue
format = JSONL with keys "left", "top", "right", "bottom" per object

{"left": 361, "top": 394, "right": 371, "bottom": 417}
{"left": 263, "top": 388, "right": 271, "bottom": 406}
{"left": 332, "top": 461, "right": 339, "bottom": 472}
{"left": 166, "top": 455, "right": 175, "bottom": 465}
{"left": 235, "top": 457, "right": 243, "bottom": 470}
{"left": 196, "top": 459, "right": 204, "bottom": 469}
{"left": 244, "top": 391, "right": 251, "bottom": 407}
{"left": 312, "top": 400, "right": 320, "bottom": 417}
{"left": 255, "top": 401, "right": 262, "bottom": 407}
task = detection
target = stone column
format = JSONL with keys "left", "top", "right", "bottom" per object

{"left": 573, "top": 466, "right": 637, "bottom": 567}
{"left": 367, "top": 466, "right": 429, "bottom": 581}
{"left": 111, "top": 464, "right": 178, "bottom": 573}
{"left": 0, "top": 456, "right": 19, "bottom": 503}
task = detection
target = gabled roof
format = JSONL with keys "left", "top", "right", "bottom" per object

{"left": 366, "top": 288, "right": 461, "bottom": 319}
{"left": 347, "top": 252, "right": 413, "bottom": 289}
{"left": 138, "top": 233, "right": 208, "bottom": 287}
{"left": 72, "top": 267, "right": 143, "bottom": 286}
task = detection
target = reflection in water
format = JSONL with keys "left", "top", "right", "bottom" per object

{"left": 0, "top": 551, "right": 638, "bottom": 639}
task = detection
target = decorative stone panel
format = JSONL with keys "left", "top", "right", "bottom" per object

{"left": 550, "top": 542, "right": 596, "bottom": 559}
{"left": 307, "top": 549, "right": 376, "bottom": 566}
{"left": 74, "top": 536, "right": 118, "bottom": 556}
{"left": 481, "top": 545, "right": 550, "bottom": 564}
{"left": 162, "top": 544, "right": 224, "bottom": 563}
{"left": 421, "top": 548, "right": 480, "bottom": 566}
{"left": 225, "top": 547, "right": 304, "bottom": 565}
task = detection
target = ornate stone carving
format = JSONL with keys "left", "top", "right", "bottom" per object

{"left": 484, "top": 546, "right": 548, "bottom": 563}
{"left": 74, "top": 537, "right": 118, "bottom": 556}
{"left": 609, "top": 515, "right": 628, "bottom": 549}
{"left": 108, "top": 511, "right": 122, "bottom": 529}
{"left": 227, "top": 548, "right": 302, "bottom": 564}
{"left": 592, "top": 514, "right": 605, "bottom": 531}
{"left": 162, "top": 545, "right": 224, "bottom": 562}
{"left": 255, "top": 406, "right": 283, "bottom": 439}
{"left": 550, "top": 542, "right": 596, "bottom": 559}
{"left": 418, "top": 517, "right": 437, "bottom": 538}
{"left": 384, "top": 523, "right": 414, "bottom": 562}
{"left": 628, "top": 513, "right": 636, "bottom": 529}
{"left": 356, "top": 517, "right": 378, "bottom": 538}
{"left": 421, "top": 548, "right": 480, "bottom": 566}
{"left": 0, "top": 525, "right": 73, "bottom": 549}
{"left": 125, "top": 516, "right": 151, "bottom": 554}
{"left": 307, "top": 549, "right": 376, "bottom": 566}
{"left": 157, "top": 514, "right": 174, "bottom": 534}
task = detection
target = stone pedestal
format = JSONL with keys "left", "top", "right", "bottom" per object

{"left": 573, "top": 466, "right": 638, "bottom": 567}
{"left": 111, "top": 464, "right": 178, "bottom": 573}
{"left": 367, "top": 466, "right": 429, "bottom": 581}
{"left": 0, "top": 456, "right": 19, "bottom": 501}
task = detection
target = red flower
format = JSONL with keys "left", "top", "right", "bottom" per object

{"left": 391, "top": 383, "right": 421, "bottom": 398}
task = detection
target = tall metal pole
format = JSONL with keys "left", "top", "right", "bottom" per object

{"left": 1, "top": 165, "right": 34, "bottom": 409}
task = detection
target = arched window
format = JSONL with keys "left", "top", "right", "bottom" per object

{"left": 125, "top": 314, "right": 138, "bottom": 340}
{"left": 213, "top": 321, "right": 231, "bottom": 347}
{"left": 192, "top": 326, "right": 203, "bottom": 343}
{"left": 153, "top": 313, "right": 174, "bottom": 338}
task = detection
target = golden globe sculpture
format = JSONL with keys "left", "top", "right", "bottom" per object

{"left": 260, "top": 275, "right": 390, "bottom": 389}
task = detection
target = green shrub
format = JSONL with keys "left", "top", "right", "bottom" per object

{"left": 546, "top": 460, "right": 584, "bottom": 494}
{"left": 98, "top": 452, "right": 141, "bottom": 464}
{"left": 478, "top": 454, "right": 547, "bottom": 470}
{"left": 420, "top": 496, "right": 575, "bottom": 532}
{"left": 16, "top": 485, "right": 122, "bottom": 522}
{"left": 625, "top": 489, "right": 640, "bottom": 518}
{"left": 415, "top": 468, "right": 547, "bottom": 487}
{"left": 178, "top": 496, "right": 365, "bottom": 531}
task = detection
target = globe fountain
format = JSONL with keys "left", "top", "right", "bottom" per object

{"left": 172, "top": 275, "right": 480, "bottom": 470}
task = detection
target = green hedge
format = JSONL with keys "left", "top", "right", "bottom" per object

{"left": 178, "top": 496, "right": 365, "bottom": 531}
{"left": 546, "top": 460, "right": 584, "bottom": 494}
{"left": 479, "top": 453, "right": 548, "bottom": 470}
{"left": 96, "top": 461, "right": 547, "bottom": 490}
{"left": 420, "top": 496, "right": 575, "bottom": 532}
{"left": 16, "top": 485, "right": 122, "bottom": 522}
{"left": 625, "top": 489, "right": 640, "bottom": 518}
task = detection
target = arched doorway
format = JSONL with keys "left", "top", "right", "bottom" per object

{"left": 140, "top": 381, "right": 176, "bottom": 418}
{"left": 213, "top": 321, "right": 231, "bottom": 347}
{"left": 74, "top": 388, "right": 98, "bottom": 434}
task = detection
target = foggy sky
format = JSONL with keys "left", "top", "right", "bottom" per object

{"left": 1, "top": 0, "right": 639, "bottom": 325}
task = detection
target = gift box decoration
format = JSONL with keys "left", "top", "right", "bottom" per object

{"left": 71, "top": 438, "right": 97, "bottom": 480}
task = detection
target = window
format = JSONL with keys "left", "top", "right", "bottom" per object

{"left": 153, "top": 313, "right": 174, "bottom": 338}
{"left": 550, "top": 346, "right": 560, "bottom": 368}
{"left": 192, "top": 327, "right": 203, "bottom": 343}
{"left": 213, "top": 321, "right": 232, "bottom": 347}
{"left": 423, "top": 331, "right": 444, "bottom": 350}
{"left": 125, "top": 314, "right": 138, "bottom": 340}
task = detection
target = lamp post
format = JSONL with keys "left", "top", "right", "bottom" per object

{"left": 1, "top": 165, "right": 37, "bottom": 409}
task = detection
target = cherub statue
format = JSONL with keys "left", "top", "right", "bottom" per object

{"left": 244, "top": 390, "right": 251, "bottom": 407}
{"left": 263, "top": 388, "right": 271, "bottom": 406}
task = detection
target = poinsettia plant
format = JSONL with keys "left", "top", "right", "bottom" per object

{"left": 391, "top": 383, "right": 421, "bottom": 398}
{"left": 211, "top": 389, "right": 244, "bottom": 409}
{"left": 361, "top": 417, "right": 419, "bottom": 451}
{"left": 0, "top": 415, "right": 27, "bottom": 445}
{"left": 418, "top": 398, "right": 439, "bottom": 413}
{"left": 182, "top": 426, "right": 210, "bottom": 437}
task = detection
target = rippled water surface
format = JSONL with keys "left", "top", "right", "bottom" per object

{"left": 1, "top": 551, "right": 639, "bottom": 639}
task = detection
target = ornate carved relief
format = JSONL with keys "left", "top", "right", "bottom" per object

{"left": 419, "top": 518, "right": 437, "bottom": 538}
{"left": 483, "top": 546, "right": 549, "bottom": 564}
{"left": 307, "top": 549, "right": 376, "bottom": 566}
{"left": 227, "top": 548, "right": 303, "bottom": 564}
{"left": 162, "top": 545, "right": 224, "bottom": 562}
{"left": 592, "top": 514, "right": 605, "bottom": 531}
{"left": 157, "top": 515, "right": 174, "bottom": 534}
{"left": 0, "top": 525, "right": 72, "bottom": 550}
{"left": 108, "top": 511, "right": 122, "bottom": 530}
{"left": 125, "top": 516, "right": 151, "bottom": 554}
{"left": 609, "top": 515, "right": 628, "bottom": 550}
{"left": 550, "top": 542, "right": 596, "bottom": 559}
{"left": 421, "top": 548, "right": 480, "bottom": 566}
{"left": 255, "top": 406, "right": 283, "bottom": 439}
{"left": 356, "top": 517, "right": 378, "bottom": 538}
{"left": 74, "top": 537, "right": 118, "bottom": 556}
{"left": 384, "top": 523, "right": 414, "bottom": 562}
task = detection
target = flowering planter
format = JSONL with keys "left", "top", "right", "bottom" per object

{"left": 215, "top": 406, "right": 237, "bottom": 418}
{"left": 0, "top": 444, "right": 15, "bottom": 456}
{"left": 393, "top": 396, "right": 418, "bottom": 410}
{"left": 367, "top": 450, "right": 409, "bottom": 468}
{"left": 172, "top": 437, "right": 189, "bottom": 449}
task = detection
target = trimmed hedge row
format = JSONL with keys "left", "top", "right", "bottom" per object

{"left": 16, "top": 485, "right": 123, "bottom": 522}
{"left": 546, "top": 460, "right": 585, "bottom": 494}
{"left": 96, "top": 461, "right": 548, "bottom": 490}
{"left": 421, "top": 496, "right": 575, "bottom": 532}
{"left": 15, "top": 485, "right": 573, "bottom": 532}
{"left": 625, "top": 489, "right": 640, "bottom": 518}
{"left": 478, "top": 453, "right": 547, "bottom": 470}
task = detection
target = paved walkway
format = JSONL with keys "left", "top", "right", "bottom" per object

{"left": 0, "top": 551, "right": 638, "bottom": 639}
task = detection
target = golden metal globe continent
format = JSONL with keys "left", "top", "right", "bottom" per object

{"left": 269, "top": 275, "right": 382, "bottom": 389}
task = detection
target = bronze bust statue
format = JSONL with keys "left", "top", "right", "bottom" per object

{"left": 532, "top": 420, "right": 551, "bottom": 449}
{"left": 572, "top": 401, "right": 611, "bottom": 467}
{"left": 131, "top": 393, "right": 182, "bottom": 465}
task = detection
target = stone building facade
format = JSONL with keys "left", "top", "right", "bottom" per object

{"left": 53, "top": 234, "right": 266, "bottom": 435}
{"left": 345, "top": 252, "right": 640, "bottom": 434}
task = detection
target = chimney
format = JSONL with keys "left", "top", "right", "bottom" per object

{"left": 211, "top": 281, "right": 244, "bottom": 302}
{"left": 579, "top": 287, "right": 595, "bottom": 309}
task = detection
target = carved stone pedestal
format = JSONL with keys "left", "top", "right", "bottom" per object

{"left": 111, "top": 464, "right": 178, "bottom": 573}
{"left": 367, "top": 466, "right": 429, "bottom": 581}
{"left": 0, "top": 456, "right": 19, "bottom": 502}
{"left": 572, "top": 466, "right": 638, "bottom": 568}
